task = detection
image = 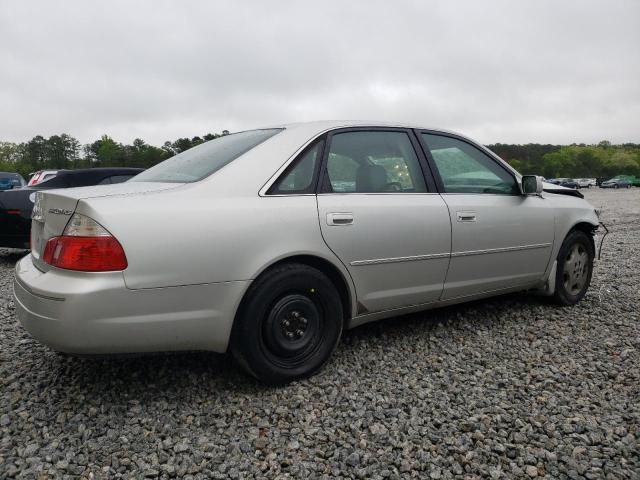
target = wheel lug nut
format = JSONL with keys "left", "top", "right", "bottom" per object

{"left": 296, "top": 329, "right": 304, "bottom": 337}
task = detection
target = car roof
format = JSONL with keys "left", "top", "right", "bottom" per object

{"left": 269, "top": 120, "right": 467, "bottom": 138}
{"left": 34, "top": 167, "right": 144, "bottom": 189}
{"left": 49, "top": 167, "right": 144, "bottom": 175}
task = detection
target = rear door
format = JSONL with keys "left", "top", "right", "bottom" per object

{"left": 418, "top": 132, "right": 555, "bottom": 300}
{"left": 315, "top": 128, "right": 451, "bottom": 313}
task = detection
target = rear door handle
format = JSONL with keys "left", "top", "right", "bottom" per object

{"left": 327, "top": 212, "right": 354, "bottom": 226}
{"left": 456, "top": 211, "right": 477, "bottom": 222}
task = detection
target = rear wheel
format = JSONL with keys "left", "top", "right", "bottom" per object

{"left": 552, "top": 230, "right": 594, "bottom": 305}
{"left": 231, "top": 263, "right": 343, "bottom": 384}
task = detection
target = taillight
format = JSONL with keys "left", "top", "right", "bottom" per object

{"left": 29, "top": 172, "right": 41, "bottom": 186}
{"left": 42, "top": 214, "right": 127, "bottom": 272}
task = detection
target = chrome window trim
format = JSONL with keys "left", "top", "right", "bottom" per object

{"left": 261, "top": 193, "right": 317, "bottom": 197}
{"left": 317, "top": 192, "right": 440, "bottom": 196}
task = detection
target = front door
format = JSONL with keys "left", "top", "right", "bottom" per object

{"left": 419, "top": 132, "right": 555, "bottom": 300}
{"left": 316, "top": 129, "right": 451, "bottom": 313}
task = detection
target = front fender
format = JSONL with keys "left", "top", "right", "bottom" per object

{"left": 540, "top": 194, "right": 599, "bottom": 288}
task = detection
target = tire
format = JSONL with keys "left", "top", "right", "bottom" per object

{"left": 231, "top": 263, "right": 343, "bottom": 384}
{"left": 552, "top": 230, "right": 594, "bottom": 305}
{"left": 614, "top": 184, "right": 619, "bottom": 189}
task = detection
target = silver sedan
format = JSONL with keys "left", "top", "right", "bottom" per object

{"left": 14, "top": 121, "right": 599, "bottom": 384}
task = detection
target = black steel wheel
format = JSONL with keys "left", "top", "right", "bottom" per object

{"left": 231, "top": 263, "right": 343, "bottom": 384}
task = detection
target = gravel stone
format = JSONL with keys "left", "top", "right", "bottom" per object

{"left": 1, "top": 188, "right": 639, "bottom": 478}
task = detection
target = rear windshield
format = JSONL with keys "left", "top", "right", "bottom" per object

{"left": 0, "top": 173, "right": 25, "bottom": 190}
{"left": 132, "top": 128, "right": 283, "bottom": 183}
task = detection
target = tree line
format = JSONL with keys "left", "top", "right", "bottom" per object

{"left": 488, "top": 141, "right": 640, "bottom": 179}
{"left": 0, "top": 131, "right": 229, "bottom": 179}
{"left": 1, "top": 133, "right": 639, "bottom": 181}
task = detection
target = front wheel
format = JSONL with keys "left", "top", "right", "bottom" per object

{"left": 231, "top": 263, "right": 343, "bottom": 384}
{"left": 552, "top": 230, "right": 594, "bottom": 305}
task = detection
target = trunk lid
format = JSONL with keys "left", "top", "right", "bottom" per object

{"left": 31, "top": 182, "right": 177, "bottom": 272}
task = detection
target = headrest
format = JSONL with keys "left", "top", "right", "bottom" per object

{"left": 356, "top": 164, "right": 387, "bottom": 192}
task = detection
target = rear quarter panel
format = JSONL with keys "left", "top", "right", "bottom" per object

{"left": 77, "top": 188, "right": 353, "bottom": 296}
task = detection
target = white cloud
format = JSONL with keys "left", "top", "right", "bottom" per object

{"left": 0, "top": 0, "right": 638, "bottom": 145}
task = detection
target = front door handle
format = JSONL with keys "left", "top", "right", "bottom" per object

{"left": 456, "top": 211, "right": 477, "bottom": 222}
{"left": 327, "top": 212, "right": 354, "bottom": 226}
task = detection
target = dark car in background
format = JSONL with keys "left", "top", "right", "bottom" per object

{"left": 554, "top": 178, "right": 580, "bottom": 189}
{"left": 0, "top": 168, "right": 143, "bottom": 248}
{"left": 0, "top": 172, "right": 26, "bottom": 190}
{"left": 27, "top": 170, "right": 59, "bottom": 186}
{"left": 600, "top": 176, "right": 633, "bottom": 189}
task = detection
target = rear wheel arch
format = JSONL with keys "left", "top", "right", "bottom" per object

{"left": 233, "top": 255, "right": 354, "bottom": 333}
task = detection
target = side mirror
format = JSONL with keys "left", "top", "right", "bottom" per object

{"left": 521, "top": 175, "right": 543, "bottom": 195}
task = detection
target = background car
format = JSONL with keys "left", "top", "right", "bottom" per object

{"left": 575, "top": 178, "right": 596, "bottom": 188}
{"left": 600, "top": 175, "right": 633, "bottom": 189}
{"left": 13, "top": 122, "right": 600, "bottom": 385}
{"left": 27, "top": 170, "right": 59, "bottom": 186}
{"left": 0, "top": 172, "right": 26, "bottom": 190}
{"left": 555, "top": 178, "right": 580, "bottom": 189}
{"left": 0, "top": 167, "right": 143, "bottom": 248}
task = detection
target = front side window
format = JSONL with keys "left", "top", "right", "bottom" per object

{"left": 323, "top": 131, "right": 427, "bottom": 193}
{"left": 133, "top": 129, "right": 282, "bottom": 183}
{"left": 421, "top": 133, "right": 518, "bottom": 194}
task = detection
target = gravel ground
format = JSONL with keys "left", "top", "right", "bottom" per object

{"left": 1, "top": 188, "right": 638, "bottom": 479}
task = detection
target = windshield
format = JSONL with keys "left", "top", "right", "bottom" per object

{"left": 132, "top": 128, "right": 282, "bottom": 183}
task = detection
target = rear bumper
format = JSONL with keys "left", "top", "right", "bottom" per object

{"left": 13, "top": 255, "right": 249, "bottom": 354}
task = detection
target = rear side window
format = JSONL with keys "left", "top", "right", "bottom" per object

{"left": 133, "top": 129, "right": 282, "bottom": 183}
{"left": 422, "top": 133, "right": 518, "bottom": 194}
{"left": 269, "top": 139, "right": 324, "bottom": 194}
{"left": 323, "top": 131, "right": 427, "bottom": 193}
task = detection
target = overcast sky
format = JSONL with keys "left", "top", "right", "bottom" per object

{"left": 1, "top": 0, "right": 638, "bottom": 146}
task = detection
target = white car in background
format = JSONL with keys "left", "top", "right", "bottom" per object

{"left": 575, "top": 178, "right": 597, "bottom": 188}
{"left": 14, "top": 121, "right": 600, "bottom": 384}
{"left": 27, "top": 170, "right": 59, "bottom": 186}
